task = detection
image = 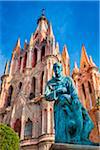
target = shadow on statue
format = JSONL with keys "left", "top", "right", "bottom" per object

{"left": 45, "top": 62, "right": 99, "bottom": 146}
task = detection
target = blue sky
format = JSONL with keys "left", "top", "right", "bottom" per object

{"left": 0, "top": 1, "right": 99, "bottom": 77}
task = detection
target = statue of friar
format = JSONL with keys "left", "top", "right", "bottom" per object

{"left": 45, "top": 62, "right": 98, "bottom": 145}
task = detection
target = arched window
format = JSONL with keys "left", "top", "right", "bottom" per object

{"left": 14, "top": 119, "right": 21, "bottom": 137}
{"left": 82, "top": 83, "right": 86, "bottom": 99}
{"left": 29, "top": 77, "right": 36, "bottom": 100}
{"left": 24, "top": 118, "right": 32, "bottom": 139}
{"left": 19, "top": 82, "right": 22, "bottom": 90}
{"left": 40, "top": 71, "right": 44, "bottom": 94}
{"left": 41, "top": 46, "right": 45, "bottom": 61}
{"left": 23, "top": 52, "right": 27, "bottom": 72}
{"left": 32, "top": 48, "right": 37, "bottom": 67}
{"left": 88, "top": 81, "right": 92, "bottom": 94}
{"left": 34, "top": 48, "right": 37, "bottom": 66}
{"left": 6, "top": 85, "right": 13, "bottom": 107}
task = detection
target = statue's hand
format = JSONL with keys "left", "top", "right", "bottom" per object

{"left": 56, "top": 87, "right": 67, "bottom": 96}
{"left": 58, "top": 94, "right": 71, "bottom": 107}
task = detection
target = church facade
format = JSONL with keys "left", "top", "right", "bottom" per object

{"left": 0, "top": 13, "right": 99, "bottom": 150}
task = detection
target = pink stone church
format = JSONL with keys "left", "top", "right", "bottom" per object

{"left": 0, "top": 13, "right": 99, "bottom": 150}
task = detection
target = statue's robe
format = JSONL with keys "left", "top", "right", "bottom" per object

{"left": 45, "top": 76, "right": 94, "bottom": 144}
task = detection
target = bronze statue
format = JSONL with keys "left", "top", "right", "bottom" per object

{"left": 45, "top": 62, "right": 98, "bottom": 145}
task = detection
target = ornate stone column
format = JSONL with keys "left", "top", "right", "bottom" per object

{"left": 9, "top": 58, "right": 15, "bottom": 76}
{"left": 43, "top": 66, "right": 49, "bottom": 94}
{"left": 20, "top": 57, "right": 24, "bottom": 73}
{"left": 47, "top": 106, "right": 51, "bottom": 134}
{"left": 26, "top": 49, "right": 32, "bottom": 69}
{"left": 84, "top": 81, "right": 91, "bottom": 110}
{"left": 49, "top": 107, "right": 54, "bottom": 134}
{"left": 41, "top": 108, "right": 45, "bottom": 134}
{"left": 79, "top": 85, "right": 86, "bottom": 108}
{"left": 0, "top": 87, "right": 6, "bottom": 108}
{"left": 20, "top": 107, "right": 26, "bottom": 140}
{"left": 32, "top": 111, "right": 37, "bottom": 138}
{"left": 41, "top": 102, "right": 48, "bottom": 134}
{"left": 10, "top": 105, "right": 16, "bottom": 128}
{"left": 15, "top": 59, "right": 19, "bottom": 73}
{"left": 91, "top": 73, "right": 97, "bottom": 103}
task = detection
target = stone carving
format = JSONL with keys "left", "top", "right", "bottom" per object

{"left": 45, "top": 62, "right": 98, "bottom": 145}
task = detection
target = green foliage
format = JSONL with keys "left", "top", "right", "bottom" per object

{"left": 0, "top": 123, "right": 19, "bottom": 150}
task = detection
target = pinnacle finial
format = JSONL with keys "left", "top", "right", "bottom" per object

{"left": 49, "top": 22, "right": 54, "bottom": 37}
{"left": 17, "top": 38, "right": 20, "bottom": 47}
{"left": 80, "top": 44, "right": 90, "bottom": 69}
{"left": 4, "top": 60, "right": 10, "bottom": 75}
{"left": 42, "top": 8, "right": 45, "bottom": 16}
{"left": 24, "top": 39, "right": 28, "bottom": 49}
{"left": 72, "top": 61, "right": 79, "bottom": 74}
{"left": 29, "top": 33, "right": 34, "bottom": 47}
{"left": 14, "top": 38, "right": 21, "bottom": 54}
{"left": 55, "top": 42, "right": 59, "bottom": 54}
{"left": 25, "top": 39, "right": 27, "bottom": 43}
{"left": 89, "top": 56, "right": 96, "bottom": 66}
{"left": 62, "top": 44, "right": 69, "bottom": 58}
{"left": 74, "top": 61, "right": 78, "bottom": 68}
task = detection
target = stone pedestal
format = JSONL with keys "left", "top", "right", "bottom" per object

{"left": 49, "top": 143, "right": 99, "bottom": 150}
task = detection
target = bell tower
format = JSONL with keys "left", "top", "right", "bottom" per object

{"left": 0, "top": 11, "right": 99, "bottom": 150}
{"left": 0, "top": 10, "right": 60, "bottom": 150}
{"left": 72, "top": 44, "right": 100, "bottom": 142}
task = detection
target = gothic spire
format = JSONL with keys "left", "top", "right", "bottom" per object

{"left": 55, "top": 42, "right": 59, "bottom": 54}
{"left": 4, "top": 60, "right": 10, "bottom": 75}
{"left": 62, "top": 45, "right": 70, "bottom": 75}
{"left": 24, "top": 39, "right": 28, "bottom": 49}
{"left": 62, "top": 45, "right": 69, "bottom": 59}
{"left": 14, "top": 38, "right": 21, "bottom": 54}
{"left": 29, "top": 34, "right": 34, "bottom": 47}
{"left": 54, "top": 42, "right": 61, "bottom": 61}
{"left": 72, "top": 61, "right": 79, "bottom": 74}
{"left": 80, "top": 44, "right": 90, "bottom": 69}
{"left": 49, "top": 22, "right": 54, "bottom": 37}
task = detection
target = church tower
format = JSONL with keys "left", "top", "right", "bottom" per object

{"left": 0, "top": 11, "right": 64, "bottom": 150}
{"left": 72, "top": 44, "right": 100, "bottom": 142}
{"left": 0, "top": 11, "right": 99, "bottom": 150}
